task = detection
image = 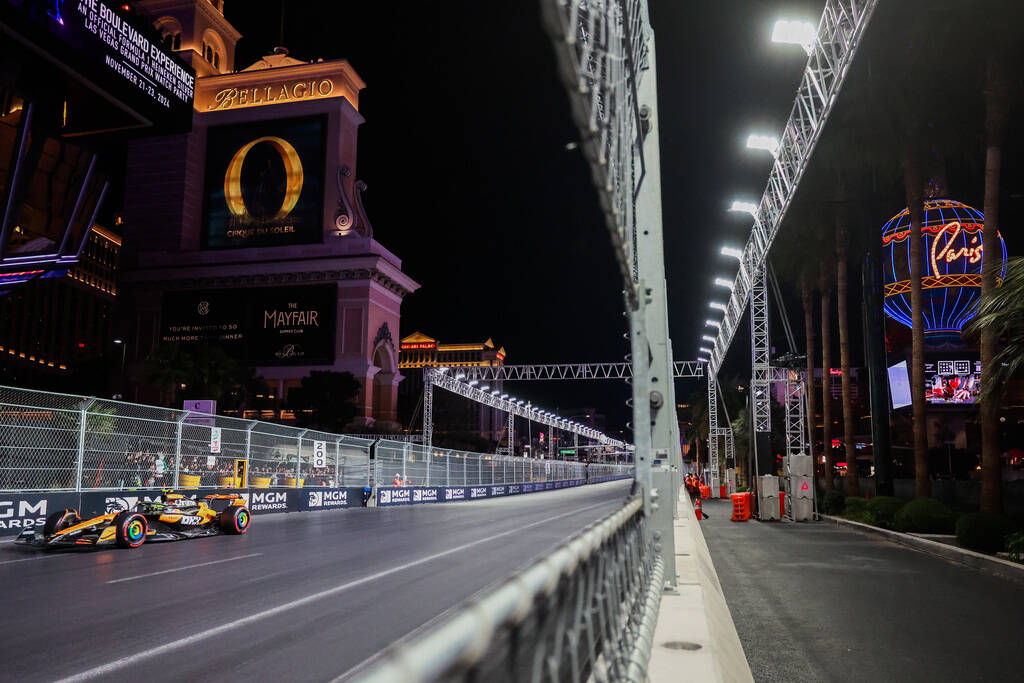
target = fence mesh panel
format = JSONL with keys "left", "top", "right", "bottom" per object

{"left": 0, "top": 386, "right": 376, "bottom": 492}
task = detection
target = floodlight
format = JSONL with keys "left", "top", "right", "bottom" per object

{"left": 721, "top": 246, "right": 744, "bottom": 260}
{"left": 729, "top": 200, "right": 759, "bottom": 216}
{"left": 772, "top": 19, "right": 816, "bottom": 54}
{"left": 705, "top": 320, "right": 721, "bottom": 329}
{"left": 714, "top": 277, "right": 734, "bottom": 289}
{"left": 702, "top": 335, "right": 716, "bottom": 343}
{"left": 746, "top": 133, "right": 779, "bottom": 156}
{"left": 455, "top": 372, "right": 466, "bottom": 380}
{"left": 699, "top": 347, "right": 712, "bottom": 354}
{"left": 468, "top": 379, "right": 479, "bottom": 386}
{"left": 479, "top": 385, "right": 489, "bottom": 392}
{"left": 709, "top": 302, "right": 727, "bottom": 312}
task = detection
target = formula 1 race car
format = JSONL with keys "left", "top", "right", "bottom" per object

{"left": 14, "top": 493, "right": 250, "bottom": 549}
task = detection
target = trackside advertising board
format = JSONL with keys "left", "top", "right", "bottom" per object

{"left": 376, "top": 479, "right": 589, "bottom": 507}
{"left": 0, "top": 487, "right": 367, "bottom": 536}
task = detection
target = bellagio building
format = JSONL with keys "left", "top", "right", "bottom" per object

{"left": 118, "top": 0, "right": 419, "bottom": 428}
{"left": 398, "top": 332, "right": 507, "bottom": 442}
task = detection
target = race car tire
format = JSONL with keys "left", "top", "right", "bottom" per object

{"left": 114, "top": 512, "right": 148, "bottom": 548}
{"left": 218, "top": 505, "right": 250, "bottom": 535}
{"left": 43, "top": 509, "right": 81, "bottom": 537}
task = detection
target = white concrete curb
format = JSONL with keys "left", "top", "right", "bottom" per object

{"left": 821, "top": 514, "right": 1024, "bottom": 584}
{"left": 648, "top": 492, "right": 753, "bottom": 682}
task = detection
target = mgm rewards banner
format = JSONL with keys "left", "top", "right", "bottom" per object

{"left": 161, "top": 285, "right": 336, "bottom": 366}
{"left": 203, "top": 116, "right": 326, "bottom": 249}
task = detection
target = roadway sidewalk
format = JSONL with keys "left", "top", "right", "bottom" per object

{"left": 699, "top": 498, "right": 1024, "bottom": 682}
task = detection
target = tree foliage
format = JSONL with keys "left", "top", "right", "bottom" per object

{"left": 286, "top": 370, "right": 361, "bottom": 433}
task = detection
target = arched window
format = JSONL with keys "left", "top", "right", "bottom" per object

{"left": 213, "top": 52, "right": 220, "bottom": 69}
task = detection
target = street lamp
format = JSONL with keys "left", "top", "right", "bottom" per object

{"left": 729, "top": 200, "right": 759, "bottom": 216}
{"left": 113, "top": 339, "right": 127, "bottom": 393}
{"left": 709, "top": 302, "right": 727, "bottom": 312}
{"left": 746, "top": 133, "right": 779, "bottom": 157}
{"left": 772, "top": 19, "right": 816, "bottom": 55}
{"left": 721, "top": 246, "right": 744, "bottom": 260}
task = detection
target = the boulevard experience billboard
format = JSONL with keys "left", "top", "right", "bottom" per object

{"left": 203, "top": 116, "right": 326, "bottom": 249}
{"left": 161, "top": 285, "right": 336, "bottom": 366}
{"left": 2, "top": 0, "right": 196, "bottom": 130}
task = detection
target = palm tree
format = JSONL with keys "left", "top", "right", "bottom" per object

{"left": 902, "top": 159, "right": 930, "bottom": 498}
{"left": 819, "top": 264, "right": 834, "bottom": 491}
{"left": 965, "top": 258, "right": 1024, "bottom": 404}
{"left": 835, "top": 217, "right": 860, "bottom": 496}
{"left": 978, "top": 55, "right": 1009, "bottom": 514}
{"left": 800, "top": 270, "right": 819, "bottom": 475}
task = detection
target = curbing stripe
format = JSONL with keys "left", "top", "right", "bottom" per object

{"left": 821, "top": 514, "right": 1024, "bottom": 585}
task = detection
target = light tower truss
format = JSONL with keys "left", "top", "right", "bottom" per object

{"left": 707, "top": 373, "right": 720, "bottom": 476}
{"left": 422, "top": 367, "right": 630, "bottom": 451}
{"left": 750, "top": 266, "right": 771, "bottom": 433}
{"left": 461, "top": 361, "right": 704, "bottom": 382}
{"left": 708, "top": 0, "right": 879, "bottom": 375}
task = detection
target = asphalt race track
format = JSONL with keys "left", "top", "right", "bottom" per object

{"left": 0, "top": 480, "right": 633, "bottom": 682}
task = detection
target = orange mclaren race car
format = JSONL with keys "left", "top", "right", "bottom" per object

{"left": 14, "top": 493, "right": 251, "bottom": 549}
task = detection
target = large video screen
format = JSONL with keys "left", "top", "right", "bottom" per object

{"left": 887, "top": 361, "right": 912, "bottom": 409}
{"left": 202, "top": 116, "right": 325, "bottom": 249}
{"left": 926, "top": 356, "right": 981, "bottom": 405}
{"left": 160, "top": 285, "right": 336, "bottom": 366}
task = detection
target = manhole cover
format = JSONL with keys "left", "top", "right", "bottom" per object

{"left": 661, "top": 641, "right": 702, "bottom": 651}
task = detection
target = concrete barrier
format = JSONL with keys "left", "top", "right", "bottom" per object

{"left": 648, "top": 489, "right": 753, "bottom": 682}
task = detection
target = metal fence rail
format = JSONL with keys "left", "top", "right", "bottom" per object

{"left": 355, "top": 496, "right": 662, "bottom": 683}
{"left": 0, "top": 385, "right": 372, "bottom": 492}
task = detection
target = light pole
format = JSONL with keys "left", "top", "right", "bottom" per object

{"left": 113, "top": 339, "right": 127, "bottom": 398}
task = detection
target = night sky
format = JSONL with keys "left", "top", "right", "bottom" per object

{"left": 218, "top": 0, "right": 828, "bottom": 434}
{"left": 223, "top": 1, "right": 1019, "bottom": 436}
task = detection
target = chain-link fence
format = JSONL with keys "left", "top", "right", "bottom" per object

{"left": 355, "top": 496, "right": 662, "bottom": 683}
{"left": 373, "top": 441, "right": 614, "bottom": 488}
{"left": 0, "top": 385, "right": 372, "bottom": 492}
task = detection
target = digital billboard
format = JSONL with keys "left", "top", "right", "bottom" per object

{"left": 2, "top": 0, "right": 195, "bottom": 130}
{"left": 202, "top": 116, "right": 325, "bottom": 249}
{"left": 887, "top": 355, "right": 983, "bottom": 406}
{"left": 161, "top": 285, "right": 336, "bottom": 366}
{"left": 926, "top": 356, "right": 981, "bottom": 405}
{"left": 887, "top": 361, "right": 912, "bottom": 410}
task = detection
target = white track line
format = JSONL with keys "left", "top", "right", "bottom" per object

{"left": 0, "top": 552, "right": 74, "bottom": 566}
{"left": 106, "top": 553, "right": 263, "bottom": 584}
{"left": 58, "top": 499, "right": 615, "bottom": 682}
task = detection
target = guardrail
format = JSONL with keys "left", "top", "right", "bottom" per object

{"left": 354, "top": 495, "right": 661, "bottom": 683}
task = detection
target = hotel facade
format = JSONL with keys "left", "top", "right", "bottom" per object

{"left": 118, "top": 0, "right": 419, "bottom": 427}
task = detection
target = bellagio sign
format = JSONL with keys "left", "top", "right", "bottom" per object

{"left": 205, "top": 79, "right": 337, "bottom": 110}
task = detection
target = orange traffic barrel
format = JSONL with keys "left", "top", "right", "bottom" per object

{"left": 720, "top": 484, "right": 727, "bottom": 498}
{"left": 700, "top": 485, "right": 710, "bottom": 499}
{"left": 730, "top": 492, "right": 750, "bottom": 522}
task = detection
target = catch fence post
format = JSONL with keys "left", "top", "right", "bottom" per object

{"left": 173, "top": 411, "right": 188, "bottom": 489}
{"left": 296, "top": 429, "right": 308, "bottom": 488}
{"left": 243, "top": 421, "right": 256, "bottom": 488}
{"left": 75, "top": 398, "right": 96, "bottom": 491}
{"left": 425, "top": 443, "right": 430, "bottom": 487}
{"left": 335, "top": 438, "right": 342, "bottom": 487}
{"left": 463, "top": 451, "right": 467, "bottom": 486}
